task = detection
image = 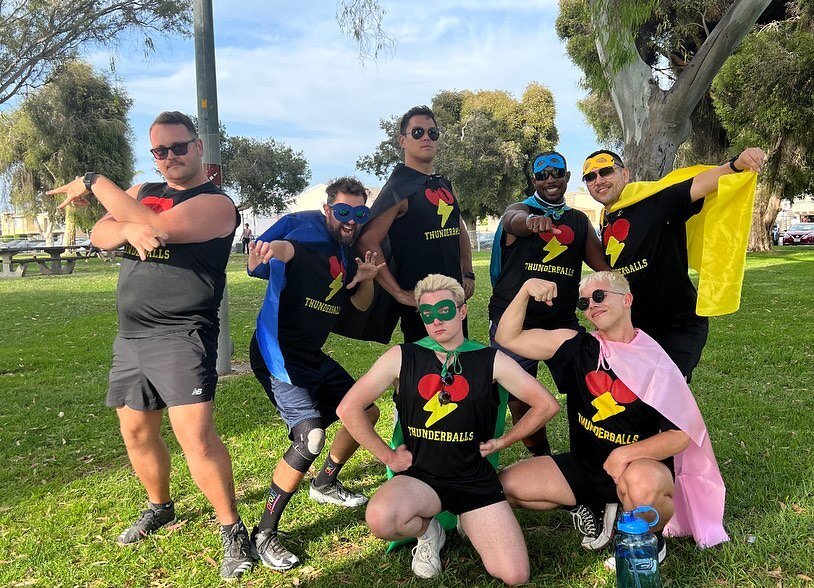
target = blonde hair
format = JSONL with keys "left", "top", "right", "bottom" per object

{"left": 414, "top": 274, "right": 465, "bottom": 307}
{"left": 579, "top": 271, "right": 630, "bottom": 294}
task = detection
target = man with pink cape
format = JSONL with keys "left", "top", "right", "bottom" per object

{"left": 495, "top": 271, "right": 728, "bottom": 567}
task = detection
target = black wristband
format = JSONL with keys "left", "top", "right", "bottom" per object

{"left": 463, "top": 271, "right": 476, "bottom": 280}
{"left": 728, "top": 157, "right": 743, "bottom": 173}
{"left": 83, "top": 172, "right": 97, "bottom": 192}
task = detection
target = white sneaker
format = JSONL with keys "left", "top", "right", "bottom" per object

{"left": 411, "top": 519, "right": 446, "bottom": 579}
{"left": 308, "top": 479, "right": 368, "bottom": 507}
{"left": 567, "top": 502, "right": 618, "bottom": 551}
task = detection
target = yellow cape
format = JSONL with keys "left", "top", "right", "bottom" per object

{"left": 606, "top": 165, "right": 757, "bottom": 317}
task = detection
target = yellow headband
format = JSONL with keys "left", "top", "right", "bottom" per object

{"left": 582, "top": 153, "right": 617, "bottom": 176}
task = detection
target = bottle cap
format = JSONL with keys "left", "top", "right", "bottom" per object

{"left": 617, "top": 506, "right": 659, "bottom": 534}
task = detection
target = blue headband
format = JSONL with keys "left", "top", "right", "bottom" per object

{"left": 533, "top": 153, "right": 566, "bottom": 173}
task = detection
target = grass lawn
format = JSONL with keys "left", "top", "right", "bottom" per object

{"left": 0, "top": 248, "right": 812, "bottom": 587}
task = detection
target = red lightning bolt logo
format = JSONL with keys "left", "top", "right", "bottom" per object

{"left": 539, "top": 224, "right": 575, "bottom": 263}
{"left": 603, "top": 219, "right": 630, "bottom": 267}
{"left": 425, "top": 188, "right": 455, "bottom": 228}
{"left": 417, "top": 373, "right": 470, "bottom": 428}
{"left": 326, "top": 256, "right": 344, "bottom": 301}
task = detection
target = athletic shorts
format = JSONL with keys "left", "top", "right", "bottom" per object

{"left": 648, "top": 319, "right": 709, "bottom": 383}
{"left": 396, "top": 468, "right": 506, "bottom": 516}
{"left": 250, "top": 334, "right": 354, "bottom": 431}
{"left": 552, "top": 452, "right": 675, "bottom": 509}
{"left": 488, "top": 321, "right": 539, "bottom": 379}
{"left": 107, "top": 330, "right": 218, "bottom": 411}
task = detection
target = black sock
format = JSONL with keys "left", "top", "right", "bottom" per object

{"left": 258, "top": 482, "right": 294, "bottom": 533}
{"left": 313, "top": 455, "right": 344, "bottom": 488}
{"left": 149, "top": 499, "right": 174, "bottom": 512}
{"left": 220, "top": 519, "right": 245, "bottom": 535}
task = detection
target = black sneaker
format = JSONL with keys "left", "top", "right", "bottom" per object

{"left": 220, "top": 521, "right": 255, "bottom": 580}
{"left": 252, "top": 527, "right": 299, "bottom": 571}
{"left": 116, "top": 503, "right": 176, "bottom": 544}
{"left": 567, "top": 502, "right": 618, "bottom": 551}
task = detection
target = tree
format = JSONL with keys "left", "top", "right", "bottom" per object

{"left": 556, "top": 0, "right": 772, "bottom": 179}
{"left": 221, "top": 136, "right": 310, "bottom": 215}
{"left": 0, "top": 1, "right": 190, "bottom": 107}
{"left": 0, "top": 60, "right": 135, "bottom": 243}
{"left": 357, "top": 84, "right": 558, "bottom": 224}
{"left": 712, "top": 19, "right": 814, "bottom": 250}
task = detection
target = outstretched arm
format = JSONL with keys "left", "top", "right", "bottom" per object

{"left": 247, "top": 239, "right": 294, "bottom": 277}
{"left": 348, "top": 250, "right": 385, "bottom": 311}
{"left": 495, "top": 278, "right": 578, "bottom": 361}
{"left": 336, "top": 346, "right": 412, "bottom": 471}
{"left": 480, "top": 351, "right": 561, "bottom": 457}
{"left": 689, "top": 147, "right": 765, "bottom": 202}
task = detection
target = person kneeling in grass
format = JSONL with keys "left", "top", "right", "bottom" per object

{"left": 495, "top": 272, "right": 729, "bottom": 569}
{"left": 337, "top": 274, "right": 560, "bottom": 585}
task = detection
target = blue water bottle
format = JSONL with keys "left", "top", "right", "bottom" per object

{"left": 614, "top": 506, "right": 662, "bottom": 588}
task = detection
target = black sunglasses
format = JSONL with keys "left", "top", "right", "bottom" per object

{"left": 576, "top": 289, "right": 627, "bottom": 311}
{"left": 534, "top": 168, "right": 566, "bottom": 181}
{"left": 582, "top": 166, "right": 618, "bottom": 184}
{"left": 150, "top": 138, "right": 197, "bottom": 160}
{"left": 408, "top": 126, "right": 440, "bottom": 141}
{"left": 438, "top": 372, "right": 455, "bottom": 405}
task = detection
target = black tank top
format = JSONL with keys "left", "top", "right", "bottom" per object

{"left": 117, "top": 181, "right": 238, "bottom": 337}
{"left": 489, "top": 205, "right": 590, "bottom": 329}
{"left": 396, "top": 344, "right": 499, "bottom": 485}
{"left": 385, "top": 165, "right": 462, "bottom": 290}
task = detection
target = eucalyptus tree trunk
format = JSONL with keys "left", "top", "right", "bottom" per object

{"left": 592, "top": 0, "right": 771, "bottom": 179}
{"left": 748, "top": 185, "right": 782, "bottom": 252}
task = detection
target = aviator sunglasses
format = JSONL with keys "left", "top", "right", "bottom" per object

{"left": 582, "top": 166, "right": 619, "bottom": 184}
{"left": 150, "top": 138, "right": 198, "bottom": 160}
{"left": 408, "top": 126, "right": 441, "bottom": 141}
{"left": 327, "top": 203, "right": 371, "bottom": 224}
{"left": 576, "top": 289, "right": 627, "bottom": 311}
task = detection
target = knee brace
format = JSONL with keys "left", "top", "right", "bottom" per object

{"left": 283, "top": 418, "right": 325, "bottom": 473}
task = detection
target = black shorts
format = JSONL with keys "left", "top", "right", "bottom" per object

{"left": 552, "top": 452, "right": 675, "bottom": 508}
{"left": 649, "top": 319, "right": 709, "bottom": 383}
{"left": 396, "top": 468, "right": 506, "bottom": 516}
{"left": 107, "top": 330, "right": 218, "bottom": 411}
{"left": 250, "top": 333, "right": 355, "bottom": 430}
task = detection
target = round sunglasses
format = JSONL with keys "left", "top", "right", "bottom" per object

{"left": 327, "top": 203, "right": 371, "bottom": 224}
{"left": 576, "top": 289, "right": 627, "bottom": 311}
{"left": 408, "top": 126, "right": 441, "bottom": 141}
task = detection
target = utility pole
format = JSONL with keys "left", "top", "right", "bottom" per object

{"left": 194, "top": 0, "right": 232, "bottom": 374}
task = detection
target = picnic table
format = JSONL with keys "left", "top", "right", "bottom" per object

{"left": 0, "top": 245, "right": 86, "bottom": 278}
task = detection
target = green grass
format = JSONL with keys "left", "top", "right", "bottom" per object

{"left": 0, "top": 249, "right": 812, "bottom": 587}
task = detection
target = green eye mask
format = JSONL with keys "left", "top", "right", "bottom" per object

{"left": 418, "top": 299, "right": 458, "bottom": 324}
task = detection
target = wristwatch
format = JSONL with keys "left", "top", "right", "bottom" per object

{"left": 728, "top": 157, "right": 743, "bottom": 173}
{"left": 82, "top": 172, "right": 97, "bottom": 193}
{"left": 463, "top": 271, "right": 476, "bottom": 280}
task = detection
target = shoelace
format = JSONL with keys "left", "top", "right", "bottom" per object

{"left": 411, "top": 541, "right": 437, "bottom": 563}
{"left": 572, "top": 506, "right": 598, "bottom": 537}
{"left": 223, "top": 528, "right": 252, "bottom": 557}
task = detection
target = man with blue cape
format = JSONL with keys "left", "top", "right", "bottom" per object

{"left": 336, "top": 274, "right": 560, "bottom": 585}
{"left": 246, "top": 177, "right": 383, "bottom": 571}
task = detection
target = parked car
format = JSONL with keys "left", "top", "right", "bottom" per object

{"left": 781, "top": 222, "right": 814, "bottom": 245}
{"left": 476, "top": 231, "right": 496, "bottom": 249}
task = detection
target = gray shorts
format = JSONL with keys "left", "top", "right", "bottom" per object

{"left": 107, "top": 330, "right": 218, "bottom": 411}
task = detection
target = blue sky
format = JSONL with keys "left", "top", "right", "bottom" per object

{"left": 81, "top": 0, "right": 601, "bottom": 192}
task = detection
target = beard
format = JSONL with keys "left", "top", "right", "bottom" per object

{"left": 326, "top": 221, "right": 358, "bottom": 245}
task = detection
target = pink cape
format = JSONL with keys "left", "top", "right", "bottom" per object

{"left": 591, "top": 330, "right": 730, "bottom": 548}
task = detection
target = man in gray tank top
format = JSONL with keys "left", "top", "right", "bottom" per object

{"left": 49, "top": 111, "right": 253, "bottom": 580}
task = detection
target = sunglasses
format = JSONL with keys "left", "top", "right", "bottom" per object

{"left": 327, "top": 203, "right": 371, "bottom": 224}
{"left": 577, "top": 289, "right": 627, "bottom": 311}
{"left": 582, "top": 166, "right": 618, "bottom": 184}
{"left": 439, "top": 372, "right": 455, "bottom": 405}
{"left": 408, "top": 126, "right": 441, "bottom": 141}
{"left": 534, "top": 167, "right": 567, "bottom": 181}
{"left": 150, "top": 138, "right": 197, "bottom": 160}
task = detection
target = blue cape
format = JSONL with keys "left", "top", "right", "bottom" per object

{"left": 489, "top": 195, "right": 571, "bottom": 286}
{"left": 250, "top": 211, "right": 346, "bottom": 383}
